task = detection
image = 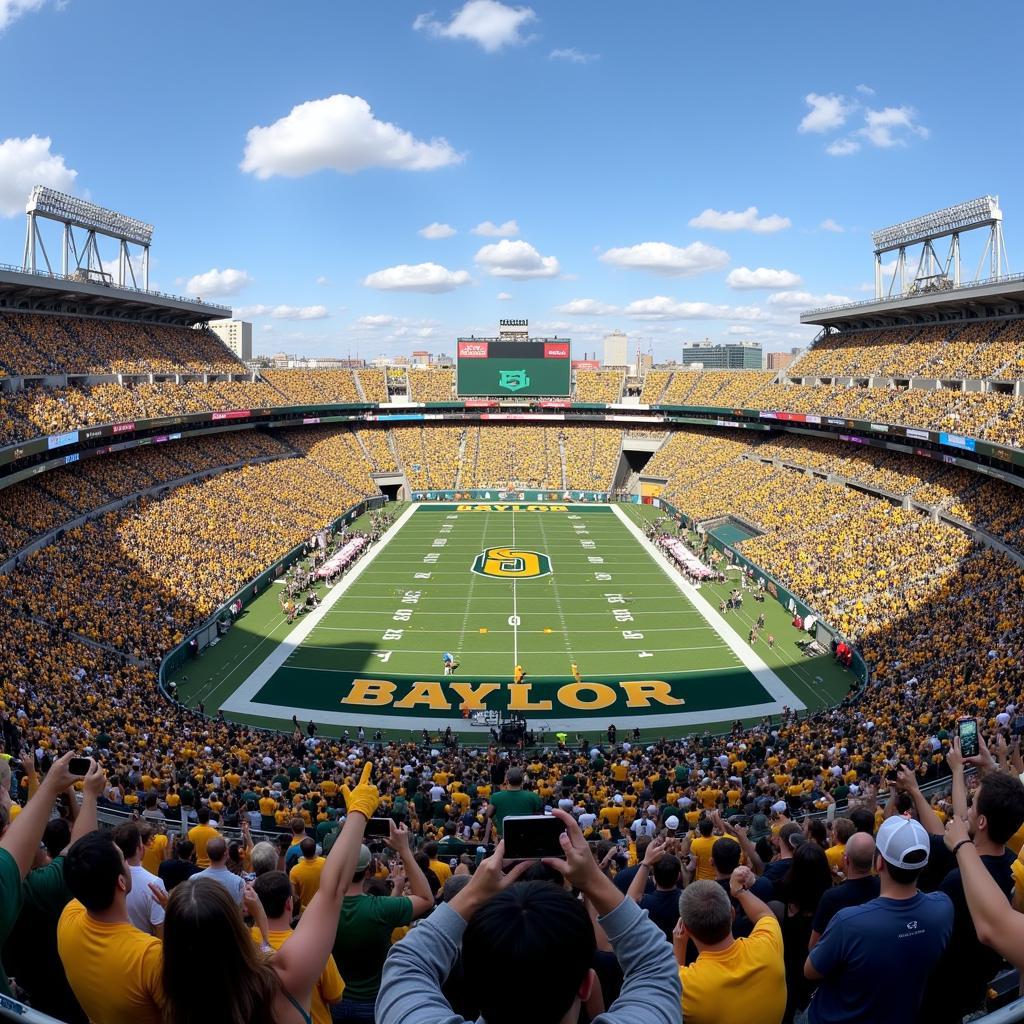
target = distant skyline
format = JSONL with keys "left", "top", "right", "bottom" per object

{"left": 1, "top": 1, "right": 1022, "bottom": 360}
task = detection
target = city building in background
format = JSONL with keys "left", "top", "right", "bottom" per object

{"left": 208, "top": 319, "right": 252, "bottom": 361}
{"left": 680, "top": 340, "right": 762, "bottom": 369}
{"left": 603, "top": 330, "right": 628, "bottom": 368}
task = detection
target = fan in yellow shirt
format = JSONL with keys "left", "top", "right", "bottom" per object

{"left": 676, "top": 870, "right": 786, "bottom": 1024}
{"left": 289, "top": 844, "right": 327, "bottom": 912}
{"left": 187, "top": 809, "right": 221, "bottom": 868}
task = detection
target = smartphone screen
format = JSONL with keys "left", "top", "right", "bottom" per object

{"left": 364, "top": 818, "right": 391, "bottom": 838}
{"left": 958, "top": 718, "right": 979, "bottom": 759}
{"left": 68, "top": 757, "right": 91, "bottom": 776}
{"left": 502, "top": 815, "right": 566, "bottom": 860}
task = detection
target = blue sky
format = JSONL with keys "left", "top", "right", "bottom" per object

{"left": 1, "top": 0, "right": 1022, "bottom": 361}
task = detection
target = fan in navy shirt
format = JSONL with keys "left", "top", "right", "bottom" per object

{"left": 809, "top": 832, "right": 880, "bottom": 945}
{"left": 806, "top": 816, "right": 953, "bottom": 1024}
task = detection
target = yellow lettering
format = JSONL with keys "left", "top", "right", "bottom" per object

{"left": 557, "top": 682, "right": 617, "bottom": 710}
{"left": 342, "top": 678, "right": 396, "bottom": 706}
{"left": 619, "top": 680, "right": 685, "bottom": 708}
{"left": 551, "top": 505, "right": 569, "bottom": 512}
{"left": 526, "top": 504, "right": 542, "bottom": 511}
{"left": 449, "top": 682, "right": 501, "bottom": 709}
{"left": 456, "top": 504, "right": 473, "bottom": 511}
{"left": 473, "top": 505, "right": 491, "bottom": 512}
{"left": 508, "top": 683, "right": 553, "bottom": 711}
{"left": 394, "top": 681, "right": 452, "bottom": 710}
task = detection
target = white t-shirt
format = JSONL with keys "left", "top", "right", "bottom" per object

{"left": 126, "top": 864, "right": 166, "bottom": 936}
{"left": 578, "top": 812, "right": 597, "bottom": 830}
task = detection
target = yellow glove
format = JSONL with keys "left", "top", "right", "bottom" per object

{"left": 342, "top": 762, "right": 379, "bottom": 820}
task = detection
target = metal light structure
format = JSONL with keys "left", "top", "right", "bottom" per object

{"left": 872, "top": 196, "right": 1008, "bottom": 299}
{"left": 22, "top": 186, "right": 154, "bottom": 289}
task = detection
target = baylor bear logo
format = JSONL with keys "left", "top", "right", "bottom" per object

{"left": 472, "top": 546, "right": 552, "bottom": 579}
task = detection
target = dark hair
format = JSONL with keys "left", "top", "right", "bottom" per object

{"left": 806, "top": 818, "right": 828, "bottom": 848}
{"left": 882, "top": 848, "right": 928, "bottom": 885}
{"left": 197, "top": 807, "right": 211, "bottom": 824}
{"left": 653, "top": 856, "right": 682, "bottom": 889}
{"left": 463, "top": 882, "right": 594, "bottom": 1024}
{"left": 711, "top": 837, "right": 742, "bottom": 874}
{"left": 175, "top": 839, "right": 196, "bottom": 862}
{"left": 698, "top": 818, "right": 713, "bottom": 837}
{"left": 164, "top": 878, "right": 278, "bottom": 1024}
{"left": 64, "top": 832, "right": 126, "bottom": 912}
{"left": 849, "top": 807, "right": 875, "bottom": 835}
{"left": 112, "top": 822, "right": 142, "bottom": 862}
{"left": 780, "top": 843, "right": 832, "bottom": 914}
{"left": 300, "top": 837, "right": 316, "bottom": 858}
{"left": 253, "top": 871, "right": 292, "bottom": 919}
{"left": 42, "top": 818, "right": 71, "bottom": 859}
{"left": 423, "top": 841, "right": 439, "bottom": 859}
{"left": 976, "top": 773, "right": 1024, "bottom": 845}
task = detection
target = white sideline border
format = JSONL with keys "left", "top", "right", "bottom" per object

{"left": 221, "top": 502, "right": 805, "bottom": 731}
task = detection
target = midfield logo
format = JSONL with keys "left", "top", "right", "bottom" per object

{"left": 498, "top": 368, "right": 530, "bottom": 392}
{"left": 472, "top": 546, "right": 552, "bottom": 579}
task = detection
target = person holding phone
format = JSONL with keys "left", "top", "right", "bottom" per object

{"left": 377, "top": 809, "right": 680, "bottom": 1024}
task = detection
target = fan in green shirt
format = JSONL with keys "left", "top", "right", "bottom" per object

{"left": 487, "top": 769, "right": 542, "bottom": 836}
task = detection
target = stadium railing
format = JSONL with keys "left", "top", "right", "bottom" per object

{"left": 0, "top": 993, "right": 69, "bottom": 1024}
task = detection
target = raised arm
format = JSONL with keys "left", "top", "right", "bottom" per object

{"left": 386, "top": 823, "right": 433, "bottom": 917}
{"left": 897, "top": 765, "right": 945, "bottom": 836}
{"left": 731, "top": 866, "right": 772, "bottom": 923}
{"left": 1, "top": 752, "right": 76, "bottom": 877}
{"left": 626, "top": 837, "right": 665, "bottom": 904}
{"left": 945, "top": 816, "right": 1024, "bottom": 969}
{"left": 272, "top": 762, "right": 379, "bottom": 1007}
{"left": 69, "top": 761, "right": 107, "bottom": 846}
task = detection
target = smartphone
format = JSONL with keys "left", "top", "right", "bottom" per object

{"left": 364, "top": 818, "right": 391, "bottom": 838}
{"left": 958, "top": 717, "right": 979, "bottom": 759}
{"left": 502, "top": 815, "right": 567, "bottom": 860}
{"left": 616, "top": 838, "right": 629, "bottom": 849}
{"left": 68, "top": 757, "right": 91, "bottom": 776}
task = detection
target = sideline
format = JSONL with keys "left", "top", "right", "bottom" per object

{"left": 609, "top": 503, "right": 805, "bottom": 712}
{"left": 221, "top": 502, "right": 420, "bottom": 715}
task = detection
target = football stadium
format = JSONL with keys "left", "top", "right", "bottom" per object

{"left": 3, "top": 4, "right": 1024, "bottom": 1024}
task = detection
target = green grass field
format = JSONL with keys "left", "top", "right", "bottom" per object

{"left": 174, "top": 502, "right": 853, "bottom": 740}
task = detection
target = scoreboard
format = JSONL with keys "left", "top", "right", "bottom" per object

{"left": 456, "top": 339, "right": 571, "bottom": 397}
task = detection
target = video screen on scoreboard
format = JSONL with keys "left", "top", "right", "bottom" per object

{"left": 456, "top": 340, "right": 571, "bottom": 397}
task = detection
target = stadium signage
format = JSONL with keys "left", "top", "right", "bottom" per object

{"left": 499, "top": 319, "right": 528, "bottom": 327}
{"left": 458, "top": 341, "right": 489, "bottom": 358}
{"left": 940, "top": 432, "right": 976, "bottom": 451}
{"left": 47, "top": 430, "right": 79, "bottom": 449}
{"left": 340, "top": 678, "right": 685, "bottom": 713}
{"left": 456, "top": 504, "right": 569, "bottom": 512}
{"left": 906, "top": 428, "right": 929, "bottom": 440}
{"left": 212, "top": 409, "right": 251, "bottom": 421}
{"left": 112, "top": 422, "right": 136, "bottom": 434}
{"left": 543, "top": 342, "right": 570, "bottom": 359}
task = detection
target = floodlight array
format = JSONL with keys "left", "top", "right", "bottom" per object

{"left": 25, "top": 186, "right": 153, "bottom": 246}
{"left": 872, "top": 196, "right": 1000, "bottom": 253}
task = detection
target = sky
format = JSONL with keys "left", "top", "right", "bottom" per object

{"left": 1, "top": 0, "right": 1022, "bottom": 362}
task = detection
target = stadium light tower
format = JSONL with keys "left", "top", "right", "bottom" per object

{"left": 871, "top": 196, "right": 1008, "bottom": 299}
{"left": 22, "top": 186, "right": 154, "bottom": 290}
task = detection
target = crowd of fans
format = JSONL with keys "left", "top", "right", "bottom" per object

{"left": 574, "top": 369, "right": 626, "bottom": 403}
{"left": 408, "top": 369, "right": 455, "bottom": 403}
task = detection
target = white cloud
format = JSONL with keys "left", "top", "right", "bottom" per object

{"left": 315, "top": 275, "right": 330, "bottom": 285}
{"left": 362, "top": 262, "right": 472, "bottom": 293}
{"left": 554, "top": 298, "right": 619, "bottom": 315}
{"left": 185, "top": 267, "right": 252, "bottom": 297}
{"left": 859, "top": 106, "right": 928, "bottom": 148}
{"left": 234, "top": 304, "right": 329, "bottom": 320}
{"left": 855, "top": 83, "right": 875, "bottom": 96}
{"left": 798, "top": 92, "right": 852, "bottom": 134}
{"left": 825, "top": 138, "right": 860, "bottom": 157}
{"left": 688, "top": 206, "right": 791, "bottom": 234}
{"left": 549, "top": 47, "right": 598, "bottom": 63}
{"left": 240, "top": 94, "right": 463, "bottom": 179}
{"left": 475, "top": 239, "right": 559, "bottom": 278}
{"left": 767, "top": 290, "right": 852, "bottom": 309}
{"left": 357, "top": 314, "right": 398, "bottom": 328}
{"left": 0, "top": 135, "right": 77, "bottom": 217}
{"left": 623, "top": 296, "right": 769, "bottom": 322}
{"left": 471, "top": 219, "right": 519, "bottom": 237}
{"left": 418, "top": 221, "right": 457, "bottom": 239}
{"left": 726, "top": 267, "right": 802, "bottom": 289}
{"left": 413, "top": 0, "right": 536, "bottom": 52}
{"left": 600, "top": 241, "right": 729, "bottom": 277}
{"left": 0, "top": 0, "right": 46, "bottom": 34}
{"left": 497, "top": 291, "right": 513, "bottom": 300}
{"left": 819, "top": 218, "right": 844, "bottom": 232}
{"left": 727, "top": 325, "right": 757, "bottom": 336}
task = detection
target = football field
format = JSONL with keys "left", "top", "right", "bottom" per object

{"left": 201, "top": 501, "right": 834, "bottom": 735}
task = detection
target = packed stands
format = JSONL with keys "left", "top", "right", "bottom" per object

{"left": 408, "top": 368, "right": 454, "bottom": 402}
{"left": 561, "top": 426, "right": 622, "bottom": 490}
{"left": 639, "top": 369, "right": 671, "bottom": 404}
{"left": 357, "top": 368, "right": 389, "bottom": 404}
{"left": 659, "top": 369, "right": 776, "bottom": 406}
{"left": 261, "top": 369, "right": 362, "bottom": 405}
{"left": 574, "top": 369, "right": 625, "bottom": 403}
{"left": 355, "top": 426, "right": 399, "bottom": 471}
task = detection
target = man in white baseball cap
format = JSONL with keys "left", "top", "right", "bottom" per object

{"left": 805, "top": 815, "right": 953, "bottom": 1023}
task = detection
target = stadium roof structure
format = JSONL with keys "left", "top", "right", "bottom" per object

{"left": 800, "top": 273, "right": 1024, "bottom": 330}
{"left": 0, "top": 264, "right": 231, "bottom": 325}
